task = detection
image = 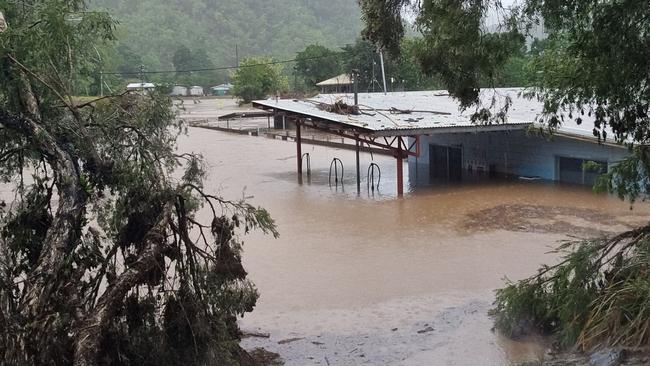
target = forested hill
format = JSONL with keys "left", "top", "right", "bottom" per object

{"left": 91, "top": 0, "right": 362, "bottom": 71}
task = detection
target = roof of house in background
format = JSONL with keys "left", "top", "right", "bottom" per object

{"left": 316, "top": 73, "right": 353, "bottom": 87}
{"left": 211, "top": 83, "right": 233, "bottom": 90}
{"left": 253, "top": 88, "right": 617, "bottom": 143}
{"left": 126, "top": 82, "right": 155, "bottom": 89}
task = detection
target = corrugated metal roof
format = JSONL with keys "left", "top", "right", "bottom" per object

{"left": 316, "top": 74, "right": 353, "bottom": 86}
{"left": 253, "top": 88, "right": 613, "bottom": 140}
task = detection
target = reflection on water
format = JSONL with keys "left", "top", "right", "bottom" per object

{"left": 178, "top": 128, "right": 650, "bottom": 365}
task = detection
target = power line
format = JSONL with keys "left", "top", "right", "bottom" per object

{"left": 102, "top": 50, "right": 354, "bottom": 76}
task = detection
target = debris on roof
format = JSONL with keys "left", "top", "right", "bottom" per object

{"left": 315, "top": 100, "right": 360, "bottom": 115}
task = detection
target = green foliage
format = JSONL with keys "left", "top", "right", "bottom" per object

{"left": 492, "top": 229, "right": 650, "bottom": 349}
{"left": 231, "top": 57, "right": 288, "bottom": 103}
{"left": 90, "top": 0, "right": 362, "bottom": 86}
{"left": 0, "top": 1, "right": 278, "bottom": 364}
{"left": 360, "top": 0, "right": 525, "bottom": 107}
{"left": 338, "top": 38, "right": 442, "bottom": 92}
{"left": 172, "top": 45, "right": 223, "bottom": 86}
{"left": 295, "top": 44, "right": 342, "bottom": 89}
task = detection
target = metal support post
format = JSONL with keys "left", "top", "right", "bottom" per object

{"left": 355, "top": 135, "right": 361, "bottom": 194}
{"left": 296, "top": 119, "right": 302, "bottom": 184}
{"left": 396, "top": 137, "right": 404, "bottom": 197}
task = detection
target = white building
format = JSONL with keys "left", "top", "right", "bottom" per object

{"left": 171, "top": 85, "right": 188, "bottom": 96}
{"left": 189, "top": 86, "right": 204, "bottom": 96}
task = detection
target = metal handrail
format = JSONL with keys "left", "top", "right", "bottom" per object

{"left": 301, "top": 153, "right": 311, "bottom": 177}
{"left": 329, "top": 158, "right": 344, "bottom": 186}
{"left": 367, "top": 163, "right": 381, "bottom": 191}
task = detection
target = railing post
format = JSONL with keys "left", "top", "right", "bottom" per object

{"left": 396, "top": 137, "right": 404, "bottom": 197}
{"left": 296, "top": 119, "right": 302, "bottom": 185}
{"left": 355, "top": 135, "right": 361, "bottom": 194}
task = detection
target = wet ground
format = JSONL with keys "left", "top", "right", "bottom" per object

{"left": 175, "top": 126, "right": 650, "bottom": 366}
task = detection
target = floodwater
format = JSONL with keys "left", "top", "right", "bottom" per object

{"left": 176, "top": 127, "right": 650, "bottom": 366}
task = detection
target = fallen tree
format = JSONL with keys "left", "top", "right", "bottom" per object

{"left": 492, "top": 226, "right": 650, "bottom": 350}
{"left": 0, "top": 1, "right": 277, "bottom": 365}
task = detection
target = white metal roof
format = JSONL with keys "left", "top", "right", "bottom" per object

{"left": 253, "top": 88, "right": 615, "bottom": 141}
{"left": 211, "top": 83, "right": 233, "bottom": 90}
{"left": 316, "top": 74, "right": 353, "bottom": 87}
{"left": 126, "top": 82, "right": 155, "bottom": 90}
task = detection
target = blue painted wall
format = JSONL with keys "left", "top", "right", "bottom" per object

{"left": 408, "top": 130, "right": 629, "bottom": 185}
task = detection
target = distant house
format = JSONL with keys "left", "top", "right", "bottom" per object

{"left": 211, "top": 83, "right": 233, "bottom": 96}
{"left": 126, "top": 82, "right": 155, "bottom": 92}
{"left": 189, "top": 86, "right": 204, "bottom": 96}
{"left": 171, "top": 85, "right": 188, "bottom": 96}
{"left": 316, "top": 74, "right": 353, "bottom": 94}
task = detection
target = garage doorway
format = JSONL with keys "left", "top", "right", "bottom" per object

{"left": 430, "top": 144, "right": 463, "bottom": 182}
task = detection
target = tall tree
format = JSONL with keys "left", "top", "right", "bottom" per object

{"left": 295, "top": 45, "right": 342, "bottom": 89}
{"left": 0, "top": 1, "right": 276, "bottom": 365}
{"left": 231, "top": 57, "right": 288, "bottom": 103}
{"left": 360, "top": 0, "right": 524, "bottom": 106}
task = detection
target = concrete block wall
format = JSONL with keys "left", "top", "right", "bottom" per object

{"left": 408, "top": 130, "right": 629, "bottom": 185}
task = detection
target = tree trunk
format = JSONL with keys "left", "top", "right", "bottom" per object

{"left": 73, "top": 206, "right": 172, "bottom": 366}
{"left": 0, "top": 110, "right": 87, "bottom": 365}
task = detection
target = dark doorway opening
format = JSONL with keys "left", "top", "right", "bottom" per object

{"left": 429, "top": 144, "right": 463, "bottom": 182}
{"left": 557, "top": 156, "right": 608, "bottom": 186}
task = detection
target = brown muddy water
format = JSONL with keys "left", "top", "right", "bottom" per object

{"left": 2, "top": 124, "right": 648, "bottom": 365}
{"left": 176, "top": 127, "right": 650, "bottom": 365}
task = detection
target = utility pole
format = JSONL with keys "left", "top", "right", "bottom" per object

{"left": 235, "top": 44, "right": 239, "bottom": 67}
{"left": 379, "top": 50, "right": 387, "bottom": 95}
{"left": 371, "top": 59, "right": 376, "bottom": 92}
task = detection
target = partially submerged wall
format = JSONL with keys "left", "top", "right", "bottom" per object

{"left": 408, "top": 130, "right": 629, "bottom": 185}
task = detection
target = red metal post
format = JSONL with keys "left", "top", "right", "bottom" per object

{"left": 355, "top": 134, "right": 361, "bottom": 194}
{"left": 396, "top": 137, "right": 404, "bottom": 197}
{"left": 296, "top": 119, "right": 303, "bottom": 184}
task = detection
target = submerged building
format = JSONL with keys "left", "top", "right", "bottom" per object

{"left": 254, "top": 89, "right": 628, "bottom": 194}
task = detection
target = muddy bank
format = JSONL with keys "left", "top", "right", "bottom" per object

{"left": 241, "top": 293, "right": 548, "bottom": 366}
{"left": 464, "top": 204, "right": 645, "bottom": 238}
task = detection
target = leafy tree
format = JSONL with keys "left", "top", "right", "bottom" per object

{"left": 340, "top": 38, "right": 441, "bottom": 92}
{"left": 172, "top": 45, "right": 193, "bottom": 73}
{"left": 340, "top": 39, "right": 378, "bottom": 91}
{"left": 231, "top": 57, "right": 288, "bottom": 103}
{"left": 360, "top": 0, "right": 650, "bottom": 351}
{"left": 171, "top": 45, "right": 222, "bottom": 87}
{"left": 0, "top": 1, "right": 277, "bottom": 365}
{"left": 295, "top": 45, "right": 342, "bottom": 89}
{"left": 116, "top": 43, "right": 143, "bottom": 78}
{"left": 386, "top": 38, "right": 443, "bottom": 91}
{"left": 361, "top": 0, "right": 524, "bottom": 107}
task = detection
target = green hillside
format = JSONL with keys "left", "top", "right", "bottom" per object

{"left": 92, "top": 0, "right": 362, "bottom": 74}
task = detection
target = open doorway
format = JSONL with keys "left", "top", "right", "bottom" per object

{"left": 429, "top": 144, "right": 463, "bottom": 182}
{"left": 557, "top": 156, "right": 608, "bottom": 186}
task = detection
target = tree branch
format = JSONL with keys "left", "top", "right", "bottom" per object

{"left": 73, "top": 204, "right": 173, "bottom": 366}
